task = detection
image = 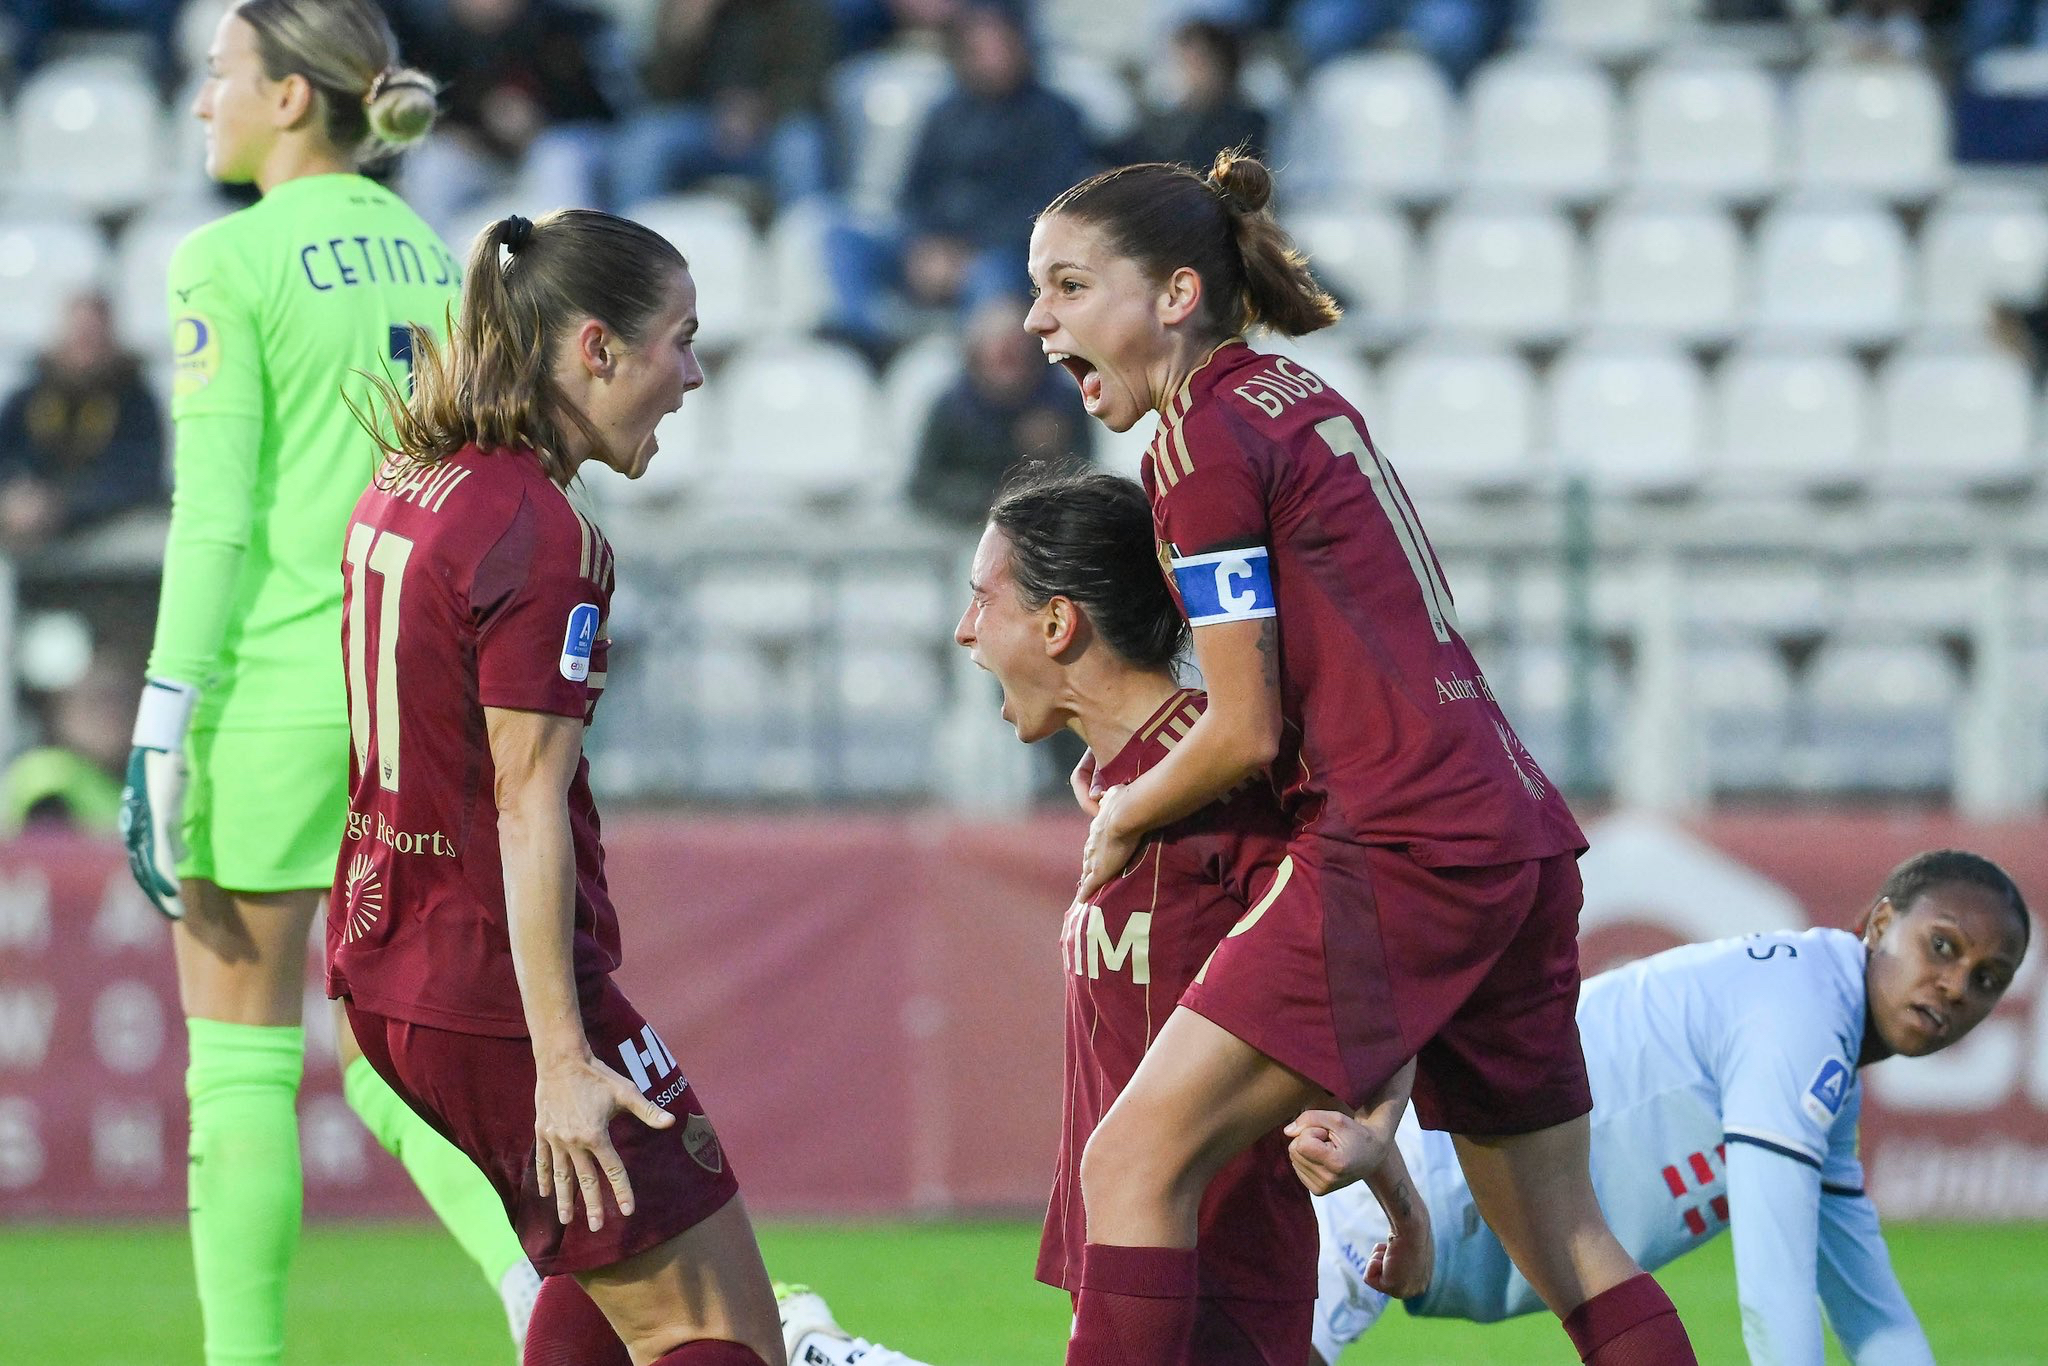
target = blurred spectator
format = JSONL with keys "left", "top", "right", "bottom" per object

{"left": 1957, "top": 0, "right": 2048, "bottom": 160}
{"left": 1829, "top": 0, "right": 1948, "bottom": 58}
{"left": 3, "top": 0, "right": 180, "bottom": 83}
{"left": 0, "top": 650, "right": 130, "bottom": 834}
{"left": 1117, "top": 21, "right": 1268, "bottom": 169}
{"left": 821, "top": 5, "right": 1094, "bottom": 359}
{"left": 829, "top": 0, "right": 968, "bottom": 55}
{"left": 394, "top": 0, "right": 625, "bottom": 237}
{"left": 908, "top": 295, "right": 1088, "bottom": 526}
{"left": 613, "top": 0, "right": 834, "bottom": 212}
{"left": 1286, "top": 0, "right": 1513, "bottom": 84}
{"left": 0, "top": 293, "right": 166, "bottom": 557}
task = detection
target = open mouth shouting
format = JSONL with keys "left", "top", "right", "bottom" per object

{"left": 1047, "top": 350, "right": 1104, "bottom": 413}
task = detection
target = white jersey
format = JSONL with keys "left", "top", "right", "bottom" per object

{"left": 1315, "top": 929, "right": 1933, "bottom": 1366}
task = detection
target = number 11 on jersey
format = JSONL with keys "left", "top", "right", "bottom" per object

{"left": 345, "top": 522, "right": 413, "bottom": 792}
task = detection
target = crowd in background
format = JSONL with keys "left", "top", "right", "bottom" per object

{"left": 4, "top": 0, "right": 2048, "bottom": 825}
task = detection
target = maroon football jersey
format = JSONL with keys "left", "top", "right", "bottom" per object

{"left": 1143, "top": 342, "right": 1585, "bottom": 869}
{"left": 326, "top": 446, "right": 621, "bottom": 1037}
{"left": 1037, "top": 689, "right": 1318, "bottom": 1303}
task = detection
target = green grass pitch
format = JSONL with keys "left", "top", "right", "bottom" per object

{"left": 2, "top": 1220, "right": 2043, "bottom": 1364}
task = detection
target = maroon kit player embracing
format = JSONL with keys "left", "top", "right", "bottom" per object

{"left": 329, "top": 209, "right": 784, "bottom": 1366}
{"left": 954, "top": 470, "right": 1432, "bottom": 1365}
{"left": 1026, "top": 153, "right": 1698, "bottom": 1366}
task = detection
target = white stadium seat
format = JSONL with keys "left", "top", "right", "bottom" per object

{"left": 1751, "top": 198, "right": 1910, "bottom": 345}
{"left": 1534, "top": 0, "right": 1676, "bottom": 59}
{"left": 113, "top": 203, "right": 233, "bottom": 353}
{"left": 1792, "top": 61, "right": 1949, "bottom": 202}
{"left": 767, "top": 198, "right": 835, "bottom": 336}
{"left": 707, "top": 340, "right": 881, "bottom": 502}
{"left": 1288, "top": 52, "right": 1457, "bottom": 204}
{"left": 1046, "top": 53, "right": 1138, "bottom": 145}
{"left": 1918, "top": 190, "right": 2048, "bottom": 327}
{"left": 1876, "top": 344, "right": 2036, "bottom": 488}
{"left": 1379, "top": 341, "right": 1538, "bottom": 493}
{"left": 1291, "top": 207, "right": 1418, "bottom": 336}
{"left": 0, "top": 215, "right": 108, "bottom": 350}
{"left": 13, "top": 57, "right": 166, "bottom": 214}
{"left": 1628, "top": 55, "right": 1783, "bottom": 202}
{"left": 830, "top": 47, "right": 950, "bottom": 216}
{"left": 1713, "top": 343, "right": 1872, "bottom": 493}
{"left": 1547, "top": 340, "right": 1707, "bottom": 494}
{"left": 1466, "top": 53, "right": 1619, "bottom": 203}
{"left": 629, "top": 194, "right": 767, "bottom": 341}
{"left": 1589, "top": 200, "right": 1745, "bottom": 343}
{"left": 879, "top": 331, "right": 960, "bottom": 458}
{"left": 1425, "top": 201, "right": 1581, "bottom": 343}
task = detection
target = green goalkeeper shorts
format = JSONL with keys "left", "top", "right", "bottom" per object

{"left": 179, "top": 725, "right": 350, "bottom": 893}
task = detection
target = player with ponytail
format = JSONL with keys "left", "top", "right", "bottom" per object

{"left": 119, "top": 3, "right": 540, "bottom": 1360}
{"left": 1025, "top": 152, "right": 1697, "bottom": 1366}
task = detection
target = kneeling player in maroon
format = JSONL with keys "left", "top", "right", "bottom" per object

{"left": 955, "top": 471, "right": 1432, "bottom": 1365}
{"left": 1026, "top": 154, "right": 1696, "bottom": 1366}
{"left": 328, "top": 210, "right": 782, "bottom": 1366}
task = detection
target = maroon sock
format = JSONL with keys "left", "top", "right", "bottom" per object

{"left": 1562, "top": 1273, "right": 1698, "bottom": 1366}
{"left": 1066, "top": 1243, "right": 1199, "bottom": 1366}
{"left": 648, "top": 1343, "right": 769, "bottom": 1366}
{"left": 522, "top": 1275, "right": 631, "bottom": 1366}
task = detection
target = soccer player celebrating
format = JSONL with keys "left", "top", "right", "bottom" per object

{"left": 331, "top": 207, "right": 783, "bottom": 1366}
{"left": 118, "top": 3, "right": 537, "bottom": 1360}
{"left": 1026, "top": 152, "right": 1696, "bottom": 1365}
{"left": 1301, "top": 850, "right": 2028, "bottom": 1366}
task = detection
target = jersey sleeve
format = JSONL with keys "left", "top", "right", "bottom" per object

{"left": 1152, "top": 406, "right": 1276, "bottom": 628}
{"left": 1816, "top": 1182, "right": 1934, "bottom": 1365}
{"left": 166, "top": 223, "right": 263, "bottom": 421}
{"left": 471, "top": 490, "right": 601, "bottom": 719}
{"left": 1718, "top": 960, "right": 1857, "bottom": 1170}
{"left": 1726, "top": 1139, "right": 1827, "bottom": 1366}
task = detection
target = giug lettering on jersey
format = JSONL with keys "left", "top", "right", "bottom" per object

{"left": 1230, "top": 357, "right": 1325, "bottom": 418}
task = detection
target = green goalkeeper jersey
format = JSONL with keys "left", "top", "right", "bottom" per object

{"left": 148, "top": 172, "right": 461, "bottom": 731}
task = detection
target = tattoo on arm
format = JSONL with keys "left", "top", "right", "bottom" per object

{"left": 1255, "top": 618, "right": 1279, "bottom": 691}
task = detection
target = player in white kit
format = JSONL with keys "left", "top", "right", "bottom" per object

{"left": 1298, "top": 849, "right": 2029, "bottom": 1366}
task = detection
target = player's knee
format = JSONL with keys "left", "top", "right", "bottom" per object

{"left": 1078, "top": 1109, "right": 1207, "bottom": 1217}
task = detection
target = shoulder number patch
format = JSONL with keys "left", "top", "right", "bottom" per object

{"left": 1802, "top": 1057, "right": 1852, "bottom": 1127}
{"left": 559, "top": 603, "right": 600, "bottom": 681}
{"left": 171, "top": 314, "right": 220, "bottom": 396}
{"left": 1170, "top": 546, "right": 1276, "bottom": 627}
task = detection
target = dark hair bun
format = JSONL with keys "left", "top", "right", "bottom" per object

{"left": 1208, "top": 151, "right": 1273, "bottom": 215}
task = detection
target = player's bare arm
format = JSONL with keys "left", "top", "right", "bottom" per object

{"left": 1079, "top": 616, "right": 1281, "bottom": 896}
{"left": 488, "top": 704, "right": 674, "bottom": 1233}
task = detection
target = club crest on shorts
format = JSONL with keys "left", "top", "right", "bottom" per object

{"left": 559, "top": 603, "right": 600, "bottom": 681}
{"left": 681, "top": 1111, "right": 724, "bottom": 1173}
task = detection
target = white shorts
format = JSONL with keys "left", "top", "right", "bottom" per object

{"left": 1311, "top": 1181, "right": 1395, "bottom": 1363}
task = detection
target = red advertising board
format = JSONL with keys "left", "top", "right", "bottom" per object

{"left": 1, "top": 811, "right": 2043, "bottom": 1222}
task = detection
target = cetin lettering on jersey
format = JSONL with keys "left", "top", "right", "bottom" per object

{"left": 345, "top": 810, "right": 456, "bottom": 857}
{"left": 1063, "top": 901, "right": 1151, "bottom": 984}
{"left": 1231, "top": 356, "right": 1325, "bottom": 418}
{"left": 299, "top": 235, "right": 459, "bottom": 292}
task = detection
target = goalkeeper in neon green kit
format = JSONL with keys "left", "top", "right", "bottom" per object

{"left": 119, "top": 3, "right": 537, "bottom": 1361}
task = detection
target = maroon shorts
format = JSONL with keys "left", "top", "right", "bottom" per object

{"left": 1180, "top": 837, "right": 1591, "bottom": 1134}
{"left": 345, "top": 980, "right": 740, "bottom": 1276}
{"left": 1065, "top": 1294, "right": 1309, "bottom": 1366}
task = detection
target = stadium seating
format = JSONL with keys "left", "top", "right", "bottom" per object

{"left": 707, "top": 340, "right": 882, "bottom": 503}
{"left": 1466, "top": 52, "right": 1619, "bottom": 203}
{"left": 13, "top": 57, "right": 166, "bottom": 214}
{"left": 1713, "top": 342, "right": 1873, "bottom": 494}
{"left": 1291, "top": 207, "right": 1419, "bottom": 337}
{"left": 1791, "top": 61, "right": 1950, "bottom": 203}
{"left": 1534, "top": 0, "right": 1678, "bottom": 59}
{"left": 1627, "top": 54, "right": 1784, "bottom": 202}
{"left": 1589, "top": 199, "right": 1746, "bottom": 343}
{"left": 1917, "top": 188, "right": 2048, "bottom": 328}
{"left": 629, "top": 194, "right": 769, "bottom": 339}
{"left": 1751, "top": 196, "right": 1911, "bottom": 344}
{"left": 767, "top": 198, "right": 835, "bottom": 336}
{"left": 1379, "top": 339, "right": 1539, "bottom": 493}
{"left": 113, "top": 203, "right": 231, "bottom": 353}
{"left": 1548, "top": 338, "right": 1708, "bottom": 494}
{"left": 1875, "top": 343, "right": 2036, "bottom": 489}
{"left": 1290, "top": 52, "right": 1457, "bottom": 204}
{"left": 830, "top": 47, "right": 951, "bottom": 217}
{"left": 1426, "top": 199, "right": 1582, "bottom": 343}
{"left": 1805, "top": 639, "right": 1961, "bottom": 790}
{"left": 879, "top": 331, "right": 960, "bottom": 459}
{"left": 0, "top": 214, "right": 109, "bottom": 350}
{"left": 1261, "top": 333, "right": 1375, "bottom": 421}
{"left": 1046, "top": 52, "right": 1138, "bottom": 146}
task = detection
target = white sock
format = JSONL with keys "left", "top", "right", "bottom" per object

{"left": 792, "top": 1333, "right": 930, "bottom": 1366}
{"left": 499, "top": 1259, "right": 542, "bottom": 1347}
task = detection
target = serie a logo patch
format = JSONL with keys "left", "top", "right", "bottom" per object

{"left": 559, "top": 603, "right": 599, "bottom": 681}
{"left": 1802, "top": 1057, "right": 1851, "bottom": 1126}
